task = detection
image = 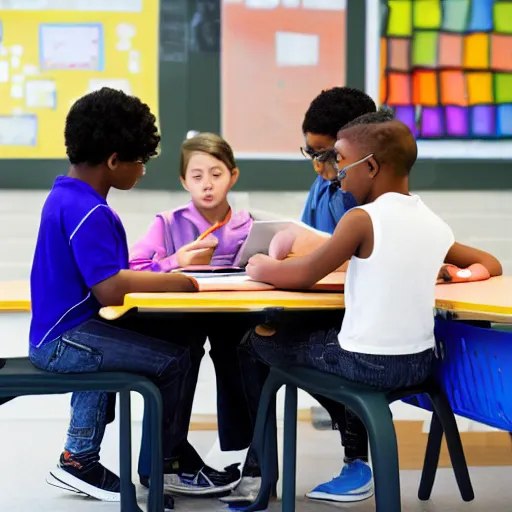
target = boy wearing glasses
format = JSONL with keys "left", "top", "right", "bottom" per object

{"left": 29, "top": 88, "right": 202, "bottom": 504}
{"left": 244, "top": 111, "right": 502, "bottom": 503}
{"left": 300, "top": 87, "right": 377, "bottom": 234}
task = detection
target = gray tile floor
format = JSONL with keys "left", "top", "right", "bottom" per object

{"left": 1, "top": 419, "right": 509, "bottom": 511}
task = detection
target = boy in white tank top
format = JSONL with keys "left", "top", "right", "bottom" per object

{"left": 239, "top": 111, "right": 502, "bottom": 503}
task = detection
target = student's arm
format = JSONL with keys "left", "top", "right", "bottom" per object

{"left": 92, "top": 270, "right": 197, "bottom": 306}
{"left": 247, "top": 209, "right": 369, "bottom": 289}
{"left": 290, "top": 227, "right": 331, "bottom": 256}
{"left": 440, "top": 242, "right": 503, "bottom": 282}
{"left": 71, "top": 207, "right": 198, "bottom": 306}
{"left": 129, "top": 216, "right": 217, "bottom": 272}
{"left": 269, "top": 228, "right": 351, "bottom": 270}
{"left": 129, "top": 217, "right": 179, "bottom": 272}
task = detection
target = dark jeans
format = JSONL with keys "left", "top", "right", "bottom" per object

{"left": 109, "top": 313, "right": 254, "bottom": 477}
{"left": 240, "top": 323, "right": 435, "bottom": 469}
{"left": 29, "top": 318, "right": 190, "bottom": 460}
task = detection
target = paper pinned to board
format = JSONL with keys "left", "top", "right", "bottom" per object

{"left": 0, "top": 115, "right": 37, "bottom": 146}
{"left": 275, "top": 31, "right": 319, "bottom": 67}
{"left": 25, "top": 80, "right": 57, "bottom": 108}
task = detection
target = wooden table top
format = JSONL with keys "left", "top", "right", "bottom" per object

{"left": 2, "top": 275, "right": 511, "bottom": 323}
{"left": 0, "top": 281, "right": 31, "bottom": 312}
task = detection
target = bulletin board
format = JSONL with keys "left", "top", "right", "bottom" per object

{"left": 221, "top": 0, "right": 347, "bottom": 160}
{"left": 0, "top": 0, "right": 159, "bottom": 159}
{"left": 378, "top": 0, "right": 512, "bottom": 159}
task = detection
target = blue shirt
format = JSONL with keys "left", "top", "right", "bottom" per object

{"left": 301, "top": 175, "right": 358, "bottom": 234}
{"left": 30, "top": 176, "right": 129, "bottom": 347}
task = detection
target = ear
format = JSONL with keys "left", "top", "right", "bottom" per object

{"left": 179, "top": 176, "right": 189, "bottom": 192}
{"left": 368, "top": 156, "right": 380, "bottom": 178}
{"left": 107, "top": 153, "right": 119, "bottom": 170}
{"left": 229, "top": 167, "right": 240, "bottom": 188}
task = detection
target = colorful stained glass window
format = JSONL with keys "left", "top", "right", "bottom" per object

{"left": 380, "top": 0, "right": 512, "bottom": 139}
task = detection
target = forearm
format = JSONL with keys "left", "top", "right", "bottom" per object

{"left": 445, "top": 243, "right": 503, "bottom": 278}
{"left": 130, "top": 254, "right": 180, "bottom": 273}
{"left": 93, "top": 269, "right": 197, "bottom": 306}
{"left": 291, "top": 230, "right": 330, "bottom": 257}
{"left": 265, "top": 257, "right": 319, "bottom": 290}
{"left": 477, "top": 255, "right": 502, "bottom": 277}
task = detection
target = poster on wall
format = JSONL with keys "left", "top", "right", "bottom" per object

{"left": 0, "top": 0, "right": 158, "bottom": 159}
{"left": 221, "top": 0, "right": 347, "bottom": 160}
{"left": 376, "top": 0, "right": 512, "bottom": 159}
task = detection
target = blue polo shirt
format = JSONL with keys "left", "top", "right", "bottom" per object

{"left": 30, "top": 176, "right": 129, "bottom": 348}
{"left": 301, "top": 175, "right": 358, "bottom": 234}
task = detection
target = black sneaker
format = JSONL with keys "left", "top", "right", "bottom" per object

{"left": 46, "top": 451, "right": 121, "bottom": 502}
{"left": 140, "top": 463, "right": 241, "bottom": 497}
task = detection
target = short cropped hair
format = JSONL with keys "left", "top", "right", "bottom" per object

{"left": 65, "top": 88, "right": 160, "bottom": 165}
{"left": 180, "top": 132, "right": 237, "bottom": 179}
{"left": 302, "top": 87, "right": 377, "bottom": 138}
{"left": 338, "top": 111, "right": 417, "bottom": 175}
{"left": 340, "top": 107, "right": 395, "bottom": 132}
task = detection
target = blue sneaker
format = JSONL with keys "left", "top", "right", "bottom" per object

{"left": 306, "top": 459, "right": 374, "bottom": 502}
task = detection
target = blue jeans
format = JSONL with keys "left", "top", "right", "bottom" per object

{"left": 239, "top": 324, "right": 434, "bottom": 470}
{"left": 110, "top": 313, "right": 255, "bottom": 477}
{"left": 29, "top": 318, "right": 190, "bottom": 460}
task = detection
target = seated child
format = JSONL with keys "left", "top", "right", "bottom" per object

{"left": 29, "top": 87, "right": 200, "bottom": 505}
{"left": 241, "top": 112, "right": 502, "bottom": 501}
{"left": 130, "top": 132, "right": 255, "bottom": 496}
{"left": 130, "top": 132, "right": 251, "bottom": 271}
{"left": 301, "top": 87, "right": 376, "bottom": 234}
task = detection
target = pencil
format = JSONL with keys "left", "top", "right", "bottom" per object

{"left": 197, "top": 222, "right": 221, "bottom": 241}
{"left": 197, "top": 211, "right": 232, "bottom": 241}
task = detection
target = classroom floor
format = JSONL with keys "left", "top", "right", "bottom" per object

{"left": 3, "top": 420, "right": 510, "bottom": 512}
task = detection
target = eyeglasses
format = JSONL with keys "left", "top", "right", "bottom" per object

{"left": 335, "top": 153, "right": 374, "bottom": 181}
{"left": 300, "top": 146, "right": 337, "bottom": 165}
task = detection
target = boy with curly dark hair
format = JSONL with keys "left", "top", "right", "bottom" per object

{"left": 28, "top": 88, "right": 214, "bottom": 502}
{"left": 301, "top": 87, "right": 377, "bottom": 233}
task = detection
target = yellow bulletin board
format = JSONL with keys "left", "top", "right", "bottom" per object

{"left": 0, "top": 1, "right": 159, "bottom": 159}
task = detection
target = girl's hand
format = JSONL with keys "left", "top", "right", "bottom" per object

{"left": 246, "top": 254, "right": 281, "bottom": 283}
{"left": 438, "top": 263, "right": 491, "bottom": 284}
{"left": 269, "top": 229, "right": 297, "bottom": 260}
{"left": 176, "top": 235, "right": 218, "bottom": 268}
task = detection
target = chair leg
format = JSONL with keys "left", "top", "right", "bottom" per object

{"left": 418, "top": 411, "right": 443, "bottom": 500}
{"left": 239, "top": 373, "right": 281, "bottom": 512}
{"left": 135, "top": 381, "right": 165, "bottom": 512}
{"left": 282, "top": 385, "right": 298, "bottom": 512}
{"left": 429, "top": 392, "right": 474, "bottom": 502}
{"left": 358, "top": 397, "right": 401, "bottom": 512}
{"left": 119, "top": 391, "right": 143, "bottom": 512}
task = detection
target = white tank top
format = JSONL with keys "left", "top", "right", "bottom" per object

{"left": 338, "top": 193, "right": 455, "bottom": 355}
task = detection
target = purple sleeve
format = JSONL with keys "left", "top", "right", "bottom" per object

{"left": 70, "top": 206, "right": 123, "bottom": 288}
{"left": 129, "top": 216, "right": 180, "bottom": 272}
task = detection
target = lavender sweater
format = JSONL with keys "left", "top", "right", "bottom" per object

{"left": 129, "top": 201, "right": 253, "bottom": 272}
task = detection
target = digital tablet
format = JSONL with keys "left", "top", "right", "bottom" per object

{"left": 235, "top": 220, "right": 300, "bottom": 267}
